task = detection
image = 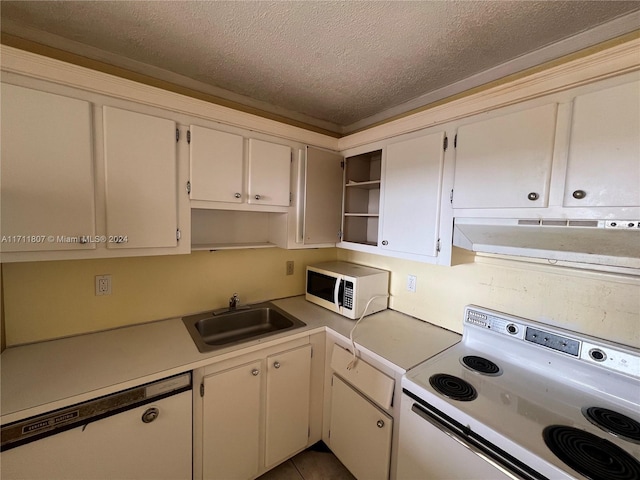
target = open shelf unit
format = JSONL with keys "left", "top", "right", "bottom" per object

{"left": 342, "top": 149, "right": 382, "bottom": 246}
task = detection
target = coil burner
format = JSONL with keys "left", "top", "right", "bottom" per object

{"left": 428, "top": 373, "right": 477, "bottom": 402}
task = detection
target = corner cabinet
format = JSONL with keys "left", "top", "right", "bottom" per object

{"left": 380, "top": 132, "right": 446, "bottom": 258}
{"left": 342, "top": 150, "right": 382, "bottom": 246}
{"left": 197, "top": 339, "right": 312, "bottom": 480}
{"left": 338, "top": 130, "right": 452, "bottom": 264}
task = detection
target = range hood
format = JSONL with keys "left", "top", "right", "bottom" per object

{"left": 453, "top": 218, "right": 640, "bottom": 271}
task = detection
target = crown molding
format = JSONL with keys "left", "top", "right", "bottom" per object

{"left": 339, "top": 35, "right": 640, "bottom": 151}
{"left": 0, "top": 44, "right": 340, "bottom": 150}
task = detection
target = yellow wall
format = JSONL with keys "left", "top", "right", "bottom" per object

{"left": 1, "top": 248, "right": 337, "bottom": 346}
{"left": 338, "top": 249, "right": 640, "bottom": 349}
{"left": 3, "top": 246, "right": 639, "bottom": 349}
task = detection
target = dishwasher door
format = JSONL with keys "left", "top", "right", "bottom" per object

{"left": 1, "top": 373, "right": 192, "bottom": 480}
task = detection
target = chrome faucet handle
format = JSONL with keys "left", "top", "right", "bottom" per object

{"left": 229, "top": 293, "right": 240, "bottom": 309}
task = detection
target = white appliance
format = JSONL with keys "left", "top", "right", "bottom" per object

{"left": 397, "top": 306, "right": 640, "bottom": 480}
{"left": 1, "top": 372, "right": 192, "bottom": 480}
{"left": 305, "top": 261, "right": 389, "bottom": 319}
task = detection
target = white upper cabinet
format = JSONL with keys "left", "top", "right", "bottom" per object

{"left": 188, "top": 128, "right": 291, "bottom": 210}
{"left": 1, "top": 84, "right": 96, "bottom": 253}
{"left": 563, "top": 80, "right": 640, "bottom": 207}
{"left": 189, "top": 125, "right": 244, "bottom": 203}
{"left": 248, "top": 138, "right": 291, "bottom": 207}
{"left": 453, "top": 103, "right": 558, "bottom": 209}
{"left": 381, "top": 132, "right": 445, "bottom": 258}
{"left": 303, "top": 147, "right": 344, "bottom": 244}
{"left": 103, "top": 106, "right": 178, "bottom": 249}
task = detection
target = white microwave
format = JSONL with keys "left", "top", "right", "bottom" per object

{"left": 305, "top": 261, "right": 389, "bottom": 319}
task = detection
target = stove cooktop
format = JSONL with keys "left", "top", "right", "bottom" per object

{"left": 403, "top": 306, "right": 640, "bottom": 480}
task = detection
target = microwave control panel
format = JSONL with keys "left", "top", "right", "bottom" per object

{"left": 343, "top": 281, "right": 354, "bottom": 310}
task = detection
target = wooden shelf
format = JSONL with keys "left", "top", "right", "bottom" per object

{"left": 345, "top": 180, "right": 381, "bottom": 190}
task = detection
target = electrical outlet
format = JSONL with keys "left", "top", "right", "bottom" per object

{"left": 95, "top": 274, "right": 112, "bottom": 296}
{"left": 286, "top": 260, "right": 294, "bottom": 276}
{"left": 407, "top": 274, "right": 417, "bottom": 293}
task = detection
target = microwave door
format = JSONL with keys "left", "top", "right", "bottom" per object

{"left": 334, "top": 278, "right": 344, "bottom": 313}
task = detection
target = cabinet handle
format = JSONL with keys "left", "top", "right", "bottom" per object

{"left": 527, "top": 192, "right": 539, "bottom": 201}
{"left": 251, "top": 369, "right": 260, "bottom": 376}
{"left": 273, "top": 361, "right": 281, "bottom": 369}
{"left": 572, "top": 190, "right": 586, "bottom": 199}
{"left": 376, "top": 420, "right": 385, "bottom": 428}
{"left": 254, "top": 194, "right": 261, "bottom": 200}
{"left": 234, "top": 192, "right": 241, "bottom": 199}
{"left": 141, "top": 407, "right": 159, "bottom": 423}
{"left": 381, "top": 240, "right": 388, "bottom": 246}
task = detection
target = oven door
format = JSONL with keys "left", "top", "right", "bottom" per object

{"left": 305, "top": 268, "right": 343, "bottom": 314}
{"left": 397, "top": 392, "right": 545, "bottom": 480}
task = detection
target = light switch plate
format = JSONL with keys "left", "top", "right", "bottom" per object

{"left": 407, "top": 275, "right": 417, "bottom": 293}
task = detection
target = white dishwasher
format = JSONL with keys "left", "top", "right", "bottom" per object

{"left": 1, "top": 372, "right": 192, "bottom": 480}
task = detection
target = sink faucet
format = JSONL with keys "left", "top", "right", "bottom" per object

{"left": 229, "top": 293, "right": 240, "bottom": 310}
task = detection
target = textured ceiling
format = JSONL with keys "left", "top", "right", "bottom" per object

{"left": 1, "top": 1, "right": 639, "bottom": 134}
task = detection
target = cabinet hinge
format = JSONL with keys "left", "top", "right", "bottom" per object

{"left": 443, "top": 135, "right": 448, "bottom": 151}
{"left": 200, "top": 383, "right": 205, "bottom": 397}
{"left": 338, "top": 230, "right": 342, "bottom": 240}
{"left": 176, "top": 129, "right": 180, "bottom": 142}
{"left": 290, "top": 192, "right": 293, "bottom": 204}
{"left": 450, "top": 189, "right": 454, "bottom": 204}
{"left": 454, "top": 134, "right": 457, "bottom": 148}
{"left": 176, "top": 229, "right": 181, "bottom": 242}
{"left": 340, "top": 161, "right": 345, "bottom": 169}
{"left": 186, "top": 181, "right": 191, "bottom": 195}
{"left": 436, "top": 238, "right": 441, "bottom": 253}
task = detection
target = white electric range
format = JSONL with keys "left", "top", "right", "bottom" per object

{"left": 397, "top": 305, "right": 640, "bottom": 480}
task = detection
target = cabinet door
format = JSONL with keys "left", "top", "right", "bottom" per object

{"left": 304, "top": 147, "right": 343, "bottom": 244}
{"left": 1, "top": 84, "right": 96, "bottom": 252}
{"left": 329, "top": 375, "right": 392, "bottom": 480}
{"left": 248, "top": 139, "right": 291, "bottom": 206}
{"left": 190, "top": 125, "right": 244, "bottom": 203}
{"left": 265, "top": 344, "right": 312, "bottom": 468}
{"left": 453, "top": 103, "right": 557, "bottom": 209}
{"left": 381, "top": 132, "right": 445, "bottom": 257}
{"left": 564, "top": 80, "right": 640, "bottom": 207}
{"left": 103, "top": 106, "right": 177, "bottom": 249}
{"left": 202, "top": 360, "right": 262, "bottom": 480}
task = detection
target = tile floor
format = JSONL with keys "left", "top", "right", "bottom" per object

{"left": 257, "top": 443, "right": 356, "bottom": 480}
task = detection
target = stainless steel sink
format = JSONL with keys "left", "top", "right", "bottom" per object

{"left": 182, "top": 302, "right": 306, "bottom": 353}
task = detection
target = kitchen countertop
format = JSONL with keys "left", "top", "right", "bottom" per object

{"left": 0, "top": 296, "right": 460, "bottom": 425}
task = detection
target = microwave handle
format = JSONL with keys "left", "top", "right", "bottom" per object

{"left": 334, "top": 278, "right": 342, "bottom": 310}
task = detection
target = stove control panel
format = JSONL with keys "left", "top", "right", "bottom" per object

{"left": 580, "top": 341, "right": 640, "bottom": 378}
{"left": 465, "top": 309, "right": 525, "bottom": 339}
{"left": 525, "top": 327, "right": 580, "bottom": 356}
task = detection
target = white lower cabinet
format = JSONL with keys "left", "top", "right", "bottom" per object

{"left": 329, "top": 375, "right": 393, "bottom": 480}
{"left": 202, "top": 359, "right": 262, "bottom": 480}
{"left": 197, "top": 340, "right": 312, "bottom": 480}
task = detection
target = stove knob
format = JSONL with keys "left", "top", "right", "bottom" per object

{"left": 506, "top": 324, "right": 518, "bottom": 335}
{"left": 589, "top": 348, "right": 607, "bottom": 362}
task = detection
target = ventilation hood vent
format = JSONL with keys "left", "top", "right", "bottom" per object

{"left": 453, "top": 218, "right": 640, "bottom": 270}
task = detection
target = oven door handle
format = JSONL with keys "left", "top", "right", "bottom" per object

{"left": 410, "top": 403, "right": 545, "bottom": 480}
